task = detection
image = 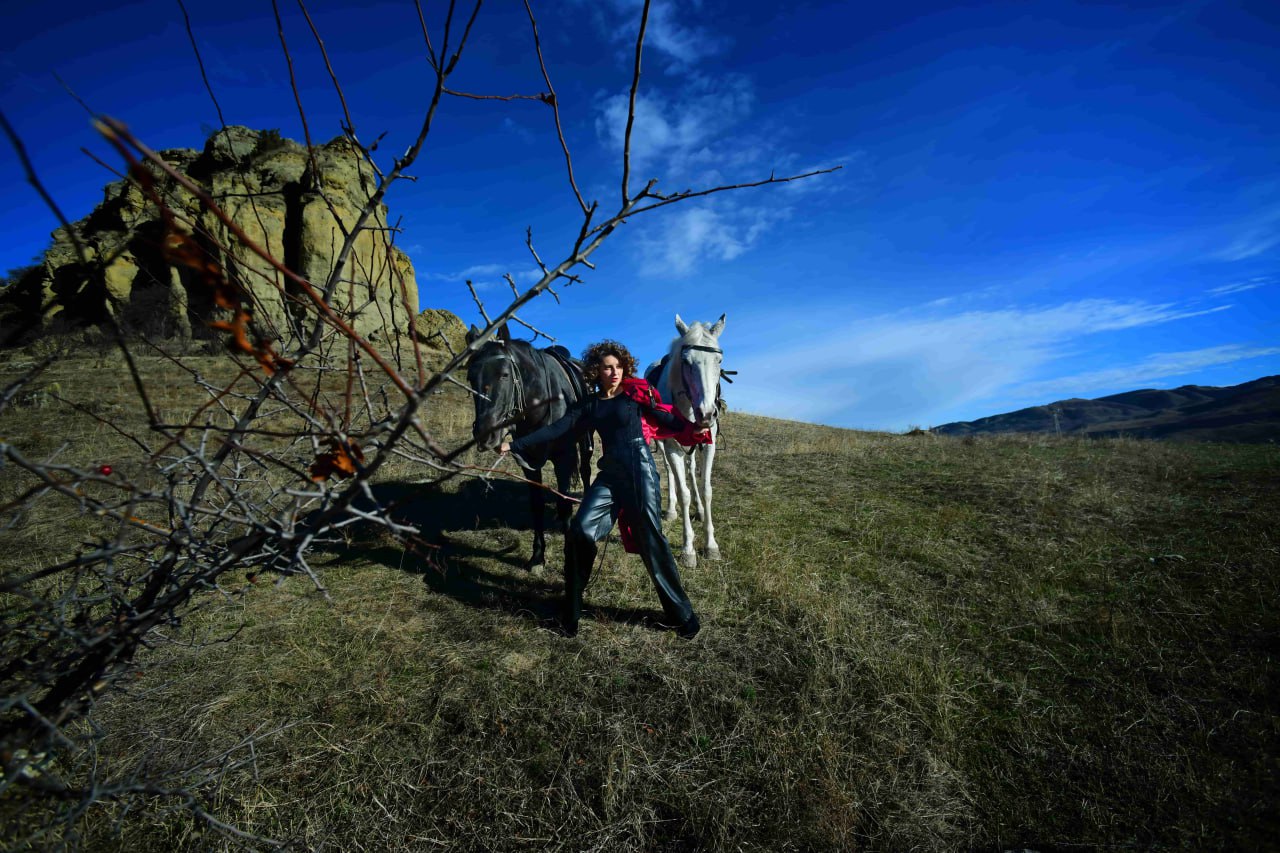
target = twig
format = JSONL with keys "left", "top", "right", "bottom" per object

{"left": 176, "top": 0, "right": 228, "bottom": 130}
{"left": 443, "top": 88, "right": 550, "bottom": 102}
{"left": 620, "top": 0, "right": 652, "bottom": 205}
{"left": 466, "top": 279, "right": 492, "bottom": 325}
{"left": 522, "top": 0, "right": 587, "bottom": 214}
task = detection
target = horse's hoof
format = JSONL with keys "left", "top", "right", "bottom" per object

{"left": 705, "top": 547, "right": 722, "bottom": 561}
{"left": 692, "top": 511, "right": 702, "bottom": 522}
{"left": 680, "top": 551, "right": 697, "bottom": 569}
{"left": 526, "top": 561, "right": 545, "bottom": 574}
{"left": 664, "top": 510, "right": 677, "bottom": 522}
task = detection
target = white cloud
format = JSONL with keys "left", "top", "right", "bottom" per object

{"left": 588, "top": 3, "right": 848, "bottom": 280}
{"left": 502, "top": 117, "right": 536, "bottom": 144}
{"left": 421, "top": 263, "right": 536, "bottom": 283}
{"left": 1216, "top": 208, "right": 1280, "bottom": 261}
{"left": 585, "top": 0, "right": 729, "bottom": 68}
{"left": 728, "top": 297, "right": 1253, "bottom": 430}
{"left": 595, "top": 74, "right": 756, "bottom": 181}
{"left": 1010, "top": 344, "right": 1280, "bottom": 402}
{"left": 418, "top": 263, "right": 545, "bottom": 294}
{"left": 634, "top": 203, "right": 791, "bottom": 276}
{"left": 1208, "top": 277, "right": 1272, "bottom": 296}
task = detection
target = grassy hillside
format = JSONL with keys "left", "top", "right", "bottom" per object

{"left": 2, "top": 350, "right": 1278, "bottom": 850}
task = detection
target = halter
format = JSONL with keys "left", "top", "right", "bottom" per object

{"left": 473, "top": 346, "right": 526, "bottom": 424}
{"left": 675, "top": 343, "right": 737, "bottom": 386}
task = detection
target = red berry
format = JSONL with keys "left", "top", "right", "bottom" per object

{"left": 99, "top": 465, "right": 113, "bottom": 476}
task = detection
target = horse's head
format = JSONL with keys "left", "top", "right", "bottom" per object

{"left": 465, "top": 324, "right": 525, "bottom": 452}
{"left": 671, "top": 313, "right": 726, "bottom": 425}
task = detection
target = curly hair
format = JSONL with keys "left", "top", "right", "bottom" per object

{"left": 581, "top": 339, "right": 638, "bottom": 389}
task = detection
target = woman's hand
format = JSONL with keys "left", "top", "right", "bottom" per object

{"left": 498, "top": 440, "right": 511, "bottom": 455}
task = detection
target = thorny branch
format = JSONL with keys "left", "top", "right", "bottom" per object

{"left": 0, "top": 0, "right": 834, "bottom": 848}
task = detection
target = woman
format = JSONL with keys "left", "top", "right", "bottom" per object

{"left": 500, "top": 340, "right": 710, "bottom": 638}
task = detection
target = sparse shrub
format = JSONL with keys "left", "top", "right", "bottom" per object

{"left": 252, "top": 127, "right": 288, "bottom": 156}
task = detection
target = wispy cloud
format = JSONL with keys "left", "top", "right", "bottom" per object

{"left": 595, "top": 74, "right": 757, "bottom": 181}
{"left": 1215, "top": 208, "right": 1280, "bottom": 261}
{"left": 421, "top": 263, "right": 537, "bottom": 282}
{"left": 502, "top": 117, "right": 536, "bottom": 145}
{"left": 634, "top": 202, "right": 791, "bottom": 276}
{"left": 588, "top": 2, "right": 834, "bottom": 278}
{"left": 584, "top": 0, "right": 729, "bottom": 68}
{"left": 728, "top": 297, "right": 1249, "bottom": 430}
{"left": 418, "top": 264, "right": 542, "bottom": 292}
{"left": 1208, "top": 275, "right": 1273, "bottom": 296}
{"left": 1010, "top": 344, "right": 1280, "bottom": 402}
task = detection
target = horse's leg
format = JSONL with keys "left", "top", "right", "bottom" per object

{"left": 700, "top": 441, "right": 721, "bottom": 560}
{"left": 665, "top": 445, "right": 697, "bottom": 568}
{"left": 687, "top": 449, "right": 702, "bottom": 522}
{"left": 662, "top": 440, "right": 679, "bottom": 521}
{"left": 524, "top": 465, "right": 547, "bottom": 572}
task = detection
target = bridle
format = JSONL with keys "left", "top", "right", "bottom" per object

{"left": 676, "top": 343, "right": 738, "bottom": 393}
{"left": 472, "top": 346, "right": 526, "bottom": 425}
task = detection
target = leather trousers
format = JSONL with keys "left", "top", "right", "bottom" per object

{"left": 562, "top": 437, "right": 695, "bottom": 629}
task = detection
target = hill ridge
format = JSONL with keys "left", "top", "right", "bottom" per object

{"left": 932, "top": 374, "right": 1280, "bottom": 442}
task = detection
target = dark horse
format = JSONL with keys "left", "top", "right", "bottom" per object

{"left": 465, "top": 324, "right": 593, "bottom": 571}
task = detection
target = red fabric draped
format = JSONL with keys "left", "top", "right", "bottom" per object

{"left": 616, "top": 378, "right": 710, "bottom": 553}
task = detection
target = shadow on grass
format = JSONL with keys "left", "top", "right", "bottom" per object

{"left": 328, "top": 479, "right": 667, "bottom": 633}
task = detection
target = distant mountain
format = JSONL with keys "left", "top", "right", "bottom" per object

{"left": 931, "top": 375, "right": 1280, "bottom": 443}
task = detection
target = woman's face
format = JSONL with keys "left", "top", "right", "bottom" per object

{"left": 600, "top": 354, "right": 625, "bottom": 393}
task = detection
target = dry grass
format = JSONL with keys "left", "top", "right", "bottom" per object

{"left": 2, "top": 353, "right": 1278, "bottom": 850}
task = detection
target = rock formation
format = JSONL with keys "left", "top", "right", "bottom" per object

{"left": 410, "top": 308, "right": 468, "bottom": 354}
{"left": 0, "top": 126, "right": 422, "bottom": 348}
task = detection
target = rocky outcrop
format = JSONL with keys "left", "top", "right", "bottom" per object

{"left": 410, "top": 308, "right": 467, "bottom": 353}
{"left": 0, "top": 126, "right": 418, "bottom": 347}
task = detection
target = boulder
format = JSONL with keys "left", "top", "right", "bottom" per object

{"left": 410, "top": 308, "right": 467, "bottom": 353}
{"left": 0, "top": 126, "right": 420, "bottom": 348}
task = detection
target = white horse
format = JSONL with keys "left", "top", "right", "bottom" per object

{"left": 645, "top": 313, "right": 727, "bottom": 568}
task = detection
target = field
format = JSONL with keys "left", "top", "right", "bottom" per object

{"left": 2, "top": 349, "right": 1278, "bottom": 850}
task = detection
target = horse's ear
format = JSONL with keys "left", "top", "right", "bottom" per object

{"left": 709, "top": 313, "right": 726, "bottom": 337}
{"left": 498, "top": 323, "right": 511, "bottom": 343}
{"left": 675, "top": 314, "right": 689, "bottom": 335}
{"left": 466, "top": 324, "right": 481, "bottom": 344}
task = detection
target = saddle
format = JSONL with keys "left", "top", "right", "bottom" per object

{"left": 543, "top": 344, "right": 594, "bottom": 456}
{"left": 544, "top": 345, "right": 587, "bottom": 405}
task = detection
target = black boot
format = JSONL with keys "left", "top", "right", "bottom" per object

{"left": 560, "top": 534, "right": 597, "bottom": 636}
{"left": 677, "top": 612, "right": 701, "bottom": 640}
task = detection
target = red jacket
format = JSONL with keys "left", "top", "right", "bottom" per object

{"left": 616, "top": 378, "right": 710, "bottom": 554}
{"left": 619, "top": 378, "right": 713, "bottom": 447}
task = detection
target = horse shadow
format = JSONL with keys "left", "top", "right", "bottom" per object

{"left": 331, "top": 479, "right": 665, "bottom": 632}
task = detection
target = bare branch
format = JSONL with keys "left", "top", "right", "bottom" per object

{"left": 627, "top": 165, "right": 842, "bottom": 217}
{"left": 466, "top": 279, "right": 492, "bottom": 325}
{"left": 621, "top": 0, "right": 653, "bottom": 205}
{"left": 176, "top": 0, "right": 228, "bottom": 130}
{"left": 443, "top": 87, "right": 551, "bottom": 102}
{"left": 522, "top": 0, "right": 588, "bottom": 214}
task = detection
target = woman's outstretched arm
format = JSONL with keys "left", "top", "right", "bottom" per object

{"left": 506, "top": 398, "right": 592, "bottom": 456}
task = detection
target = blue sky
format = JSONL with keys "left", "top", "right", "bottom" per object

{"left": 2, "top": 0, "right": 1277, "bottom": 430}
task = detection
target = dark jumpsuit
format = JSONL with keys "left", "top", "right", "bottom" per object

{"left": 511, "top": 393, "right": 696, "bottom": 630}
